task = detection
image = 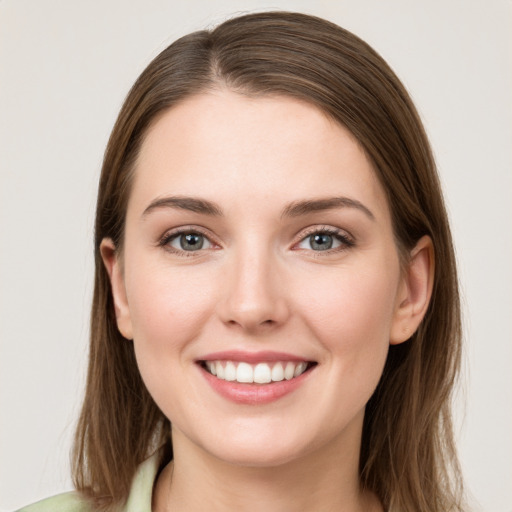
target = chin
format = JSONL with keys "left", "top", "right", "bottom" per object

{"left": 208, "top": 440, "right": 310, "bottom": 468}
{"left": 188, "top": 420, "right": 331, "bottom": 469}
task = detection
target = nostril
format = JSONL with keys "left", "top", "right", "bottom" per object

{"left": 226, "top": 318, "right": 276, "bottom": 328}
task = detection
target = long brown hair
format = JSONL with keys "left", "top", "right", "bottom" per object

{"left": 73, "top": 11, "right": 464, "bottom": 511}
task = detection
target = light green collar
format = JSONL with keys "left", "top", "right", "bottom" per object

{"left": 124, "top": 449, "right": 161, "bottom": 512}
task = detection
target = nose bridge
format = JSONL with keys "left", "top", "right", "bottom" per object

{"left": 219, "top": 237, "right": 288, "bottom": 331}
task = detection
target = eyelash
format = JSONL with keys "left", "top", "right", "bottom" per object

{"left": 293, "top": 226, "right": 355, "bottom": 255}
{"left": 158, "top": 227, "right": 218, "bottom": 257}
{"left": 158, "top": 225, "right": 355, "bottom": 257}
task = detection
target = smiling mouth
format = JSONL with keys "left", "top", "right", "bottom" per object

{"left": 200, "top": 360, "right": 316, "bottom": 384}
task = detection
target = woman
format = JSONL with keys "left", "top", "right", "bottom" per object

{"left": 19, "top": 11, "right": 464, "bottom": 512}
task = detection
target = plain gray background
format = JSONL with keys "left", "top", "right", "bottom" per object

{"left": 1, "top": 0, "right": 511, "bottom": 510}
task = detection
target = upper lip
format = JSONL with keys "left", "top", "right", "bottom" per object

{"left": 197, "top": 350, "right": 313, "bottom": 364}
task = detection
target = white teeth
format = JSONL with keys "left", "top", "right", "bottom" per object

{"left": 236, "top": 362, "right": 253, "bottom": 383}
{"left": 254, "top": 363, "right": 272, "bottom": 384}
{"left": 284, "top": 362, "right": 295, "bottom": 380}
{"left": 271, "top": 362, "right": 284, "bottom": 382}
{"left": 224, "top": 361, "right": 236, "bottom": 381}
{"left": 206, "top": 361, "right": 216, "bottom": 376}
{"left": 216, "top": 361, "right": 225, "bottom": 379}
{"left": 294, "top": 362, "right": 307, "bottom": 377}
{"left": 205, "top": 360, "right": 310, "bottom": 384}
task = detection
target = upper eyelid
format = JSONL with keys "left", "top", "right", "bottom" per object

{"left": 294, "top": 225, "right": 353, "bottom": 241}
{"left": 292, "top": 225, "right": 355, "bottom": 252}
{"left": 159, "top": 226, "right": 219, "bottom": 246}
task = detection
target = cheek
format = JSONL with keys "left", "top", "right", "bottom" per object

{"left": 125, "top": 262, "right": 223, "bottom": 424}
{"left": 126, "top": 258, "right": 217, "bottom": 339}
{"left": 295, "top": 262, "right": 399, "bottom": 365}
{"left": 292, "top": 265, "right": 399, "bottom": 427}
{"left": 124, "top": 260, "right": 219, "bottom": 390}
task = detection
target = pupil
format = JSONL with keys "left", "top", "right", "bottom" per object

{"left": 311, "top": 233, "right": 332, "bottom": 251}
{"left": 181, "top": 233, "right": 203, "bottom": 251}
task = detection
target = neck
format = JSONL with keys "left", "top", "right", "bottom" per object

{"left": 153, "top": 421, "right": 382, "bottom": 512}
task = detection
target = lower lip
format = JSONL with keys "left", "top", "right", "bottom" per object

{"left": 199, "top": 365, "right": 313, "bottom": 405}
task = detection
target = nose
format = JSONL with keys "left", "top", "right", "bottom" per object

{"left": 217, "top": 247, "right": 290, "bottom": 333}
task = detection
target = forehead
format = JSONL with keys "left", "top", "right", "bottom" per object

{"left": 130, "top": 91, "right": 390, "bottom": 219}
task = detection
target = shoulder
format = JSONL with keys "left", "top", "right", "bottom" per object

{"left": 15, "top": 448, "right": 162, "bottom": 512}
{"left": 15, "top": 492, "right": 93, "bottom": 512}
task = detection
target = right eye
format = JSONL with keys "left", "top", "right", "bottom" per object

{"left": 162, "top": 230, "right": 215, "bottom": 253}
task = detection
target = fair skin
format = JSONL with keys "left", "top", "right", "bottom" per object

{"left": 101, "top": 91, "right": 433, "bottom": 512}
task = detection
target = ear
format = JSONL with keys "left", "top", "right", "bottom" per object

{"left": 100, "top": 238, "right": 133, "bottom": 340}
{"left": 390, "top": 235, "right": 434, "bottom": 345}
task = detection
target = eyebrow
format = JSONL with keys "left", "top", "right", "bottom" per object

{"left": 281, "top": 197, "right": 375, "bottom": 220}
{"left": 141, "top": 195, "right": 375, "bottom": 221}
{"left": 142, "top": 196, "right": 223, "bottom": 217}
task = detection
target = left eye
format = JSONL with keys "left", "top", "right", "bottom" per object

{"left": 167, "top": 232, "right": 213, "bottom": 251}
{"left": 296, "top": 231, "right": 348, "bottom": 251}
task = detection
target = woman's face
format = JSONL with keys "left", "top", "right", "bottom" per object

{"left": 104, "top": 91, "right": 413, "bottom": 467}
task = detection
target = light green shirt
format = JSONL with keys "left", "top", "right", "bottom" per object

{"left": 16, "top": 450, "right": 160, "bottom": 512}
